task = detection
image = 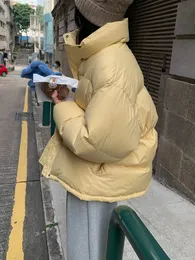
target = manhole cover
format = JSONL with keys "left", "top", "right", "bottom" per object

{"left": 15, "top": 112, "right": 34, "bottom": 121}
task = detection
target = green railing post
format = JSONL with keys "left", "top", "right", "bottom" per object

{"left": 106, "top": 216, "right": 125, "bottom": 260}
{"left": 50, "top": 102, "right": 55, "bottom": 136}
{"left": 42, "top": 101, "right": 51, "bottom": 126}
{"left": 106, "top": 206, "right": 170, "bottom": 260}
{"left": 35, "top": 91, "right": 39, "bottom": 106}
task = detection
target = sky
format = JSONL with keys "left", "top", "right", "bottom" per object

{"left": 11, "top": 0, "right": 44, "bottom": 6}
{"left": 37, "top": 0, "right": 44, "bottom": 6}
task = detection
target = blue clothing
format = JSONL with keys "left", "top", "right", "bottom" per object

{"left": 21, "top": 60, "right": 62, "bottom": 91}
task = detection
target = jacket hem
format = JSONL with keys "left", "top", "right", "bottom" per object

{"left": 42, "top": 171, "right": 151, "bottom": 203}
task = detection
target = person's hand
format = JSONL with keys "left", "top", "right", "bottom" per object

{"left": 52, "top": 90, "right": 62, "bottom": 105}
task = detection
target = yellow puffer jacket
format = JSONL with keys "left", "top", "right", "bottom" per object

{"left": 40, "top": 19, "right": 158, "bottom": 202}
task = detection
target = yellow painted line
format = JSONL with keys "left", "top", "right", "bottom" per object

{"left": 16, "top": 120, "right": 28, "bottom": 183}
{"left": 23, "top": 86, "right": 28, "bottom": 113}
{"left": 6, "top": 86, "right": 28, "bottom": 260}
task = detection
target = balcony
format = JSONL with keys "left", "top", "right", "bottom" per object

{"left": 0, "top": 13, "right": 6, "bottom": 24}
{"left": 0, "top": 27, "right": 6, "bottom": 36}
{"left": 0, "top": 40, "right": 7, "bottom": 50}
{"left": 6, "top": 20, "right": 12, "bottom": 26}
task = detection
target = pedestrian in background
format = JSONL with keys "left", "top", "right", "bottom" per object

{"left": 45, "top": 61, "right": 51, "bottom": 68}
{"left": 28, "top": 55, "right": 32, "bottom": 64}
{"left": 53, "top": 60, "right": 62, "bottom": 72}
{"left": 40, "top": 0, "right": 158, "bottom": 259}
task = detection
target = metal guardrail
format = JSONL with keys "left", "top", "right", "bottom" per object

{"left": 106, "top": 206, "right": 170, "bottom": 260}
{"left": 50, "top": 103, "right": 55, "bottom": 136}
{"left": 35, "top": 84, "right": 56, "bottom": 136}
{"left": 42, "top": 101, "right": 55, "bottom": 136}
{"left": 36, "top": 84, "right": 77, "bottom": 136}
{"left": 42, "top": 101, "right": 50, "bottom": 127}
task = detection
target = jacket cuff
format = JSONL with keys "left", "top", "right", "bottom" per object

{"left": 54, "top": 101, "right": 84, "bottom": 132}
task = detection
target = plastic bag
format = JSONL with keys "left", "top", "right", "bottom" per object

{"left": 33, "top": 74, "right": 79, "bottom": 102}
{"left": 33, "top": 74, "right": 78, "bottom": 90}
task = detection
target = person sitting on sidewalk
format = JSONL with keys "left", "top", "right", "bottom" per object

{"left": 53, "top": 60, "right": 62, "bottom": 72}
{"left": 40, "top": 0, "right": 158, "bottom": 259}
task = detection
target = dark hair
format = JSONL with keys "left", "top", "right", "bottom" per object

{"left": 75, "top": 8, "right": 99, "bottom": 44}
{"left": 55, "top": 61, "right": 61, "bottom": 67}
{"left": 45, "top": 61, "right": 49, "bottom": 64}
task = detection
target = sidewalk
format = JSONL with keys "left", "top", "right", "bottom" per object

{"left": 122, "top": 180, "right": 195, "bottom": 260}
{"left": 32, "top": 97, "right": 195, "bottom": 260}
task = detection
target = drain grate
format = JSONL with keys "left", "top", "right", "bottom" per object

{"left": 15, "top": 112, "right": 34, "bottom": 121}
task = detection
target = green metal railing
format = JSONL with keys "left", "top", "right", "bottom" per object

{"left": 106, "top": 206, "right": 170, "bottom": 260}
{"left": 50, "top": 103, "right": 55, "bottom": 136}
{"left": 42, "top": 101, "right": 56, "bottom": 136}
{"left": 42, "top": 102, "right": 51, "bottom": 127}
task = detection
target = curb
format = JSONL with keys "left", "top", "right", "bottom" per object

{"left": 32, "top": 93, "right": 65, "bottom": 260}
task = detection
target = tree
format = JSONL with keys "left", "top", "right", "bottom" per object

{"left": 13, "top": 3, "right": 34, "bottom": 36}
{"left": 36, "top": 5, "right": 44, "bottom": 25}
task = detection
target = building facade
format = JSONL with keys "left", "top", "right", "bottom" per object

{"left": 154, "top": 0, "right": 195, "bottom": 203}
{"left": 52, "top": 0, "right": 75, "bottom": 76}
{"left": 52, "top": 0, "right": 195, "bottom": 203}
{"left": 129, "top": 0, "right": 195, "bottom": 203}
{"left": 0, "top": 0, "right": 15, "bottom": 64}
{"left": 43, "top": 0, "right": 54, "bottom": 64}
{"left": 0, "top": 1, "right": 7, "bottom": 54}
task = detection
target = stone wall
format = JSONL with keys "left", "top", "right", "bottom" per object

{"left": 156, "top": 77, "right": 195, "bottom": 202}
{"left": 155, "top": 0, "right": 195, "bottom": 203}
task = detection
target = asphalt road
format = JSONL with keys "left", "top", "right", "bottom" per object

{"left": 0, "top": 71, "right": 48, "bottom": 260}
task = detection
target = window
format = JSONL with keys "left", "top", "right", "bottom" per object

{"left": 0, "top": 35, "right": 5, "bottom": 41}
{"left": 0, "top": 21, "right": 5, "bottom": 28}
{"left": 0, "top": 6, "right": 5, "bottom": 15}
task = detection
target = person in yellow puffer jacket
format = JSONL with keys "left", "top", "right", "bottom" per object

{"left": 40, "top": 0, "right": 158, "bottom": 259}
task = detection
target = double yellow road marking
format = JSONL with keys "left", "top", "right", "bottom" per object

{"left": 6, "top": 87, "right": 28, "bottom": 260}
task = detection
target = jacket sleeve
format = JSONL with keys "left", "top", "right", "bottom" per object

{"left": 53, "top": 86, "right": 141, "bottom": 163}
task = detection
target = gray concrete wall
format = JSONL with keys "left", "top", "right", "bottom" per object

{"left": 156, "top": 77, "right": 195, "bottom": 202}
{"left": 170, "top": 39, "right": 195, "bottom": 79}
{"left": 175, "top": 0, "right": 195, "bottom": 36}
{"left": 156, "top": 0, "right": 195, "bottom": 203}
{"left": 170, "top": 0, "right": 195, "bottom": 79}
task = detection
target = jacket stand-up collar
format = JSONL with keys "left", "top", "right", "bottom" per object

{"left": 63, "top": 19, "right": 129, "bottom": 78}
